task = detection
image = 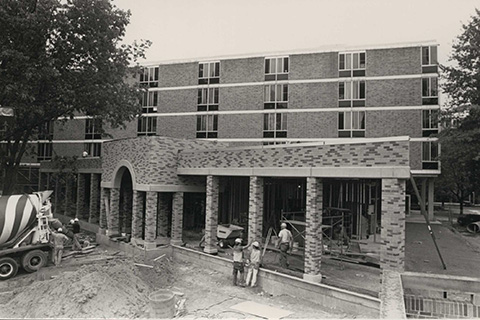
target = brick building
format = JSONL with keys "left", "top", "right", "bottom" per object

{"left": 33, "top": 41, "right": 439, "bottom": 279}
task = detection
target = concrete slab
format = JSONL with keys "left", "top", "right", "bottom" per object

{"left": 230, "top": 301, "right": 293, "bottom": 319}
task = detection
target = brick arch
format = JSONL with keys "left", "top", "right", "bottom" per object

{"left": 112, "top": 160, "right": 137, "bottom": 190}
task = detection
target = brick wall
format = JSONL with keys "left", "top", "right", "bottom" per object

{"left": 304, "top": 177, "right": 323, "bottom": 278}
{"left": 290, "top": 52, "right": 338, "bottom": 80}
{"left": 380, "top": 178, "right": 406, "bottom": 271}
{"left": 159, "top": 89, "right": 196, "bottom": 114}
{"left": 366, "top": 110, "right": 422, "bottom": 138}
{"left": 367, "top": 47, "right": 421, "bottom": 77}
{"left": 217, "top": 114, "right": 263, "bottom": 139}
{"left": 289, "top": 83, "right": 338, "bottom": 109}
{"left": 157, "top": 116, "right": 196, "bottom": 139}
{"left": 159, "top": 62, "right": 197, "bottom": 88}
{"left": 248, "top": 176, "right": 263, "bottom": 243}
{"left": 102, "top": 136, "right": 226, "bottom": 186}
{"left": 288, "top": 112, "right": 338, "bottom": 139}
{"left": 221, "top": 85, "right": 263, "bottom": 111}
{"left": 367, "top": 79, "right": 422, "bottom": 107}
{"left": 221, "top": 57, "right": 264, "bottom": 84}
{"left": 178, "top": 140, "right": 410, "bottom": 169}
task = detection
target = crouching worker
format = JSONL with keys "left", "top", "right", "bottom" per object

{"left": 245, "top": 241, "right": 261, "bottom": 287}
{"left": 232, "top": 238, "right": 251, "bottom": 287}
{"left": 51, "top": 228, "right": 69, "bottom": 266}
{"left": 68, "top": 219, "right": 82, "bottom": 251}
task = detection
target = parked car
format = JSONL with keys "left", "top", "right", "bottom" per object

{"left": 457, "top": 214, "right": 480, "bottom": 227}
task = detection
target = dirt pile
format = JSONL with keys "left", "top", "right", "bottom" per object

{"left": 1, "top": 258, "right": 175, "bottom": 318}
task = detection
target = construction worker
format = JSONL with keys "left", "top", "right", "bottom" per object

{"left": 51, "top": 228, "right": 69, "bottom": 266}
{"left": 245, "top": 241, "right": 261, "bottom": 287}
{"left": 232, "top": 238, "right": 251, "bottom": 287}
{"left": 68, "top": 218, "right": 82, "bottom": 251}
{"left": 276, "top": 222, "right": 293, "bottom": 268}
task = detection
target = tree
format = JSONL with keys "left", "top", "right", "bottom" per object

{"left": 439, "top": 9, "right": 480, "bottom": 213}
{"left": 0, "top": 0, "right": 150, "bottom": 194}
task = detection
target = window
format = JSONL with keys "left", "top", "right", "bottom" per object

{"left": 37, "top": 142, "right": 52, "bottom": 161}
{"left": 265, "top": 57, "right": 289, "bottom": 81}
{"left": 196, "top": 114, "right": 218, "bottom": 138}
{"left": 339, "top": 52, "right": 366, "bottom": 77}
{"left": 422, "top": 77, "right": 438, "bottom": 105}
{"left": 137, "top": 116, "right": 157, "bottom": 136}
{"left": 339, "top": 80, "right": 365, "bottom": 107}
{"left": 422, "top": 110, "right": 439, "bottom": 137}
{"left": 263, "top": 113, "right": 287, "bottom": 138}
{"left": 422, "top": 46, "right": 438, "bottom": 73}
{"left": 338, "top": 111, "right": 365, "bottom": 137}
{"left": 38, "top": 120, "right": 54, "bottom": 140}
{"left": 197, "top": 88, "right": 219, "bottom": 111}
{"left": 85, "top": 119, "right": 102, "bottom": 140}
{"left": 140, "top": 66, "right": 159, "bottom": 88}
{"left": 84, "top": 142, "right": 101, "bottom": 157}
{"left": 264, "top": 84, "right": 288, "bottom": 109}
{"left": 422, "top": 141, "right": 439, "bottom": 170}
{"left": 141, "top": 91, "right": 158, "bottom": 107}
{"left": 199, "top": 62, "right": 220, "bottom": 84}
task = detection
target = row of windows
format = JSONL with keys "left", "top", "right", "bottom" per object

{"left": 140, "top": 45, "right": 438, "bottom": 85}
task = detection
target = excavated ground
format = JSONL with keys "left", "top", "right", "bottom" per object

{"left": 0, "top": 246, "right": 350, "bottom": 319}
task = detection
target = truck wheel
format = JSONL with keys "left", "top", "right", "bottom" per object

{"left": 21, "top": 250, "right": 47, "bottom": 273}
{"left": 0, "top": 257, "right": 18, "bottom": 280}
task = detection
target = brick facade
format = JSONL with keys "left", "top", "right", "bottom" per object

{"left": 204, "top": 175, "right": 219, "bottom": 254}
{"left": 89, "top": 173, "right": 100, "bottom": 223}
{"left": 248, "top": 176, "right": 264, "bottom": 243}
{"left": 157, "top": 193, "right": 170, "bottom": 237}
{"left": 304, "top": 177, "right": 323, "bottom": 282}
{"left": 380, "top": 178, "right": 407, "bottom": 271}
{"left": 145, "top": 191, "right": 158, "bottom": 243}
{"left": 99, "top": 187, "right": 108, "bottom": 230}
{"left": 108, "top": 187, "right": 120, "bottom": 235}
{"left": 131, "top": 190, "right": 144, "bottom": 239}
{"left": 178, "top": 140, "right": 410, "bottom": 170}
{"left": 171, "top": 192, "right": 184, "bottom": 245}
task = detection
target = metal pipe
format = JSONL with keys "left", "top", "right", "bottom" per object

{"left": 410, "top": 177, "right": 447, "bottom": 270}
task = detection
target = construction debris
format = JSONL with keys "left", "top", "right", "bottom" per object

{"left": 153, "top": 254, "right": 166, "bottom": 261}
{"left": 135, "top": 263, "right": 154, "bottom": 269}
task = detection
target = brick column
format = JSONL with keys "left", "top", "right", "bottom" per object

{"left": 381, "top": 179, "right": 406, "bottom": 272}
{"left": 99, "top": 187, "right": 109, "bottom": 233}
{"left": 204, "top": 175, "right": 219, "bottom": 254}
{"left": 248, "top": 176, "right": 264, "bottom": 244}
{"left": 428, "top": 178, "right": 435, "bottom": 221}
{"left": 89, "top": 173, "right": 100, "bottom": 224}
{"left": 38, "top": 172, "right": 44, "bottom": 190}
{"left": 121, "top": 188, "right": 133, "bottom": 234}
{"left": 145, "top": 191, "right": 158, "bottom": 248}
{"left": 108, "top": 187, "right": 120, "bottom": 235}
{"left": 131, "top": 190, "right": 144, "bottom": 240}
{"left": 304, "top": 177, "right": 323, "bottom": 283}
{"left": 171, "top": 192, "right": 184, "bottom": 245}
{"left": 157, "top": 193, "right": 170, "bottom": 238}
{"left": 76, "top": 173, "right": 86, "bottom": 219}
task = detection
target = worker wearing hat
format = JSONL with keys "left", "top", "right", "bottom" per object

{"left": 277, "top": 222, "right": 293, "bottom": 269}
{"left": 231, "top": 238, "right": 252, "bottom": 287}
{"left": 51, "top": 228, "right": 69, "bottom": 266}
{"left": 245, "top": 241, "right": 262, "bottom": 287}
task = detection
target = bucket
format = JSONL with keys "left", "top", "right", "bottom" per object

{"left": 149, "top": 289, "right": 175, "bottom": 318}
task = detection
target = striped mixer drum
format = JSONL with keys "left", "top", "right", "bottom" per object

{"left": 0, "top": 194, "right": 42, "bottom": 248}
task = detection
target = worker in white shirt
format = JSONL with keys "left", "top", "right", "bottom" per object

{"left": 276, "top": 223, "right": 293, "bottom": 268}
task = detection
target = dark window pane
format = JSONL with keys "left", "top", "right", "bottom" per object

{"left": 422, "top": 79, "right": 429, "bottom": 96}
{"left": 213, "top": 115, "right": 218, "bottom": 130}
{"left": 338, "top": 131, "right": 351, "bottom": 138}
{"left": 277, "top": 73, "right": 288, "bottom": 81}
{"left": 339, "top": 54, "right": 345, "bottom": 70}
{"left": 283, "top": 57, "right": 289, "bottom": 73}
{"left": 339, "top": 70, "right": 351, "bottom": 78}
{"left": 197, "top": 132, "right": 206, "bottom": 138}
{"left": 422, "top": 47, "right": 429, "bottom": 65}
{"left": 352, "top": 70, "right": 365, "bottom": 77}
{"left": 338, "top": 112, "right": 344, "bottom": 129}
{"left": 359, "top": 81, "right": 365, "bottom": 99}
{"left": 265, "top": 59, "right": 270, "bottom": 74}
{"left": 265, "top": 74, "right": 276, "bottom": 81}
{"left": 339, "top": 82, "right": 345, "bottom": 99}
{"left": 430, "top": 46, "right": 437, "bottom": 65}
{"left": 154, "top": 67, "right": 159, "bottom": 81}
{"left": 359, "top": 52, "right": 366, "bottom": 68}
{"left": 199, "top": 64, "right": 204, "bottom": 78}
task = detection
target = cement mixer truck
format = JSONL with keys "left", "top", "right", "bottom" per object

{"left": 0, "top": 191, "right": 54, "bottom": 280}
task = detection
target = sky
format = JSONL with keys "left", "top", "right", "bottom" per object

{"left": 112, "top": 0, "right": 479, "bottom": 66}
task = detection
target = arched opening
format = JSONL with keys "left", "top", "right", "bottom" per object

{"left": 119, "top": 168, "right": 133, "bottom": 236}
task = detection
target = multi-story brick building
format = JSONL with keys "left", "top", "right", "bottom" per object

{"left": 29, "top": 41, "right": 439, "bottom": 279}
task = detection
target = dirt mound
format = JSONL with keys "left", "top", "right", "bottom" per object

{"left": 1, "top": 259, "right": 167, "bottom": 318}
